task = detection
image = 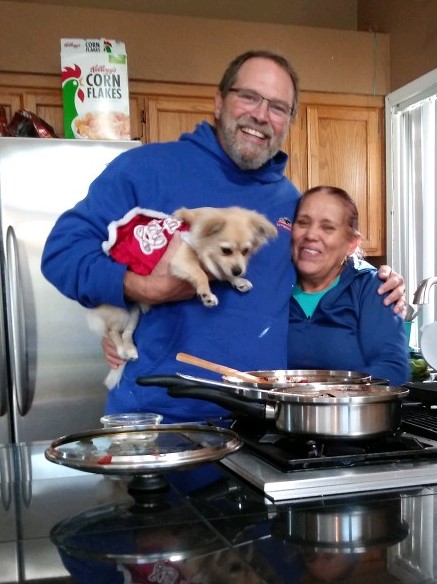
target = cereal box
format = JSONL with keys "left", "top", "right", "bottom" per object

{"left": 60, "top": 38, "right": 130, "bottom": 140}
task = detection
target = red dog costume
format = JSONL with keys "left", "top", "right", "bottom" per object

{"left": 102, "top": 207, "right": 190, "bottom": 275}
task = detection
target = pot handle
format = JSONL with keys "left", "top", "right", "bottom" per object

{"left": 136, "top": 375, "right": 267, "bottom": 419}
{"left": 136, "top": 375, "right": 201, "bottom": 388}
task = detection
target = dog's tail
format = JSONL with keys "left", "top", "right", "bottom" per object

{"left": 104, "top": 364, "right": 126, "bottom": 390}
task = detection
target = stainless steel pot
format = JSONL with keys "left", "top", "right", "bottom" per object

{"left": 136, "top": 374, "right": 409, "bottom": 439}
{"left": 274, "top": 494, "right": 409, "bottom": 553}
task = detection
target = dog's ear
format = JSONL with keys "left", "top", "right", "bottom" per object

{"left": 250, "top": 214, "right": 278, "bottom": 248}
{"left": 198, "top": 216, "right": 226, "bottom": 238}
{"left": 172, "top": 207, "right": 194, "bottom": 224}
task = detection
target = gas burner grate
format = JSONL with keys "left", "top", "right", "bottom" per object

{"left": 401, "top": 406, "right": 437, "bottom": 440}
{"left": 231, "top": 417, "right": 437, "bottom": 472}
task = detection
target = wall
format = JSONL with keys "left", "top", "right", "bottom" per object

{"left": 358, "top": 0, "right": 437, "bottom": 91}
{"left": 1, "top": 1, "right": 389, "bottom": 95}
{"left": 8, "top": 0, "right": 359, "bottom": 30}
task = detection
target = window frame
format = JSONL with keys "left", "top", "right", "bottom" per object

{"left": 385, "top": 68, "right": 437, "bottom": 348}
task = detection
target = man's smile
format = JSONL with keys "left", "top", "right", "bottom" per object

{"left": 240, "top": 126, "right": 268, "bottom": 140}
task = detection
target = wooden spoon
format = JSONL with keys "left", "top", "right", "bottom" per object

{"left": 176, "top": 352, "right": 263, "bottom": 384}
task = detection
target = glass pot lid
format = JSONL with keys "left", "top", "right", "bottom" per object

{"left": 45, "top": 424, "right": 242, "bottom": 476}
{"left": 50, "top": 499, "right": 226, "bottom": 564}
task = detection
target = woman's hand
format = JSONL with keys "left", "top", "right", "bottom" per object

{"left": 377, "top": 265, "right": 406, "bottom": 317}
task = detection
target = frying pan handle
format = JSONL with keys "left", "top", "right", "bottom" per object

{"left": 136, "top": 375, "right": 267, "bottom": 419}
{"left": 136, "top": 375, "right": 199, "bottom": 388}
{"left": 168, "top": 386, "right": 267, "bottom": 419}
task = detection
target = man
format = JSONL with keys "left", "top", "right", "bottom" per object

{"left": 41, "top": 50, "right": 405, "bottom": 423}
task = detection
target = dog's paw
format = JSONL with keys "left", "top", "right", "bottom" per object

{"left": 118, "top": 343, "right": 139, "bottom": 361}
{"left": 233, "top": 278, "right": 253, "bottom": 293}
{"left": 199, "top": 292, "right": 219, "bottom": 307}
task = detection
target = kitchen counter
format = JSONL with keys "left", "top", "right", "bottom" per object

{"left": 2, "top": 441, "right": 437, "bottom": 583}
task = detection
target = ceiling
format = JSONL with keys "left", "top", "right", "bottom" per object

{"left": 4, "top": 0, "right": 359, "bottom": 29}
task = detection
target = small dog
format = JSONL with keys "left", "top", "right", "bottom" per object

{"left": 87, "top": 206, "right": 277, "bottom": 389}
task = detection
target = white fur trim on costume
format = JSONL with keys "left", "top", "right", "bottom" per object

{"left": 102, "top": 207, "right": 171, "bottom": 254}
{"left": 180, "top": 231, "right": 193, "bottom": 247}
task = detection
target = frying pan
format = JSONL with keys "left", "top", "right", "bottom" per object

{"left": 222, "top": 369, "right": 373, "bottom": 389}
{"left": 136, "top": 374, "right": 409, "bottom": 439}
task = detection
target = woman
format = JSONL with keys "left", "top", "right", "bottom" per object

{"left": 288, "top": 186, "right": 410, "bottom": 385}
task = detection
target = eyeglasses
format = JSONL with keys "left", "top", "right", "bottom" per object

{"left": 227, "top": 87, "right": 294, "bottom": 120}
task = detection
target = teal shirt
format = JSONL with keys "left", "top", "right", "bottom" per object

{"left": 292, "top": 277, "right": 340, "bottom": 318}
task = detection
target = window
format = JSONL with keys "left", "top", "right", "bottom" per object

{"left": 386, "top": 69, "right": 437, "bottom": 348}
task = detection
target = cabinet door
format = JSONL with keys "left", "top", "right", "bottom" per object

{"left": 23, "top": 90, "right": 64, "bottom": 137}
{"left": 284, "top": 111, "right": 308, "bottom": 192}
{"left": 144, "top": 95, "right": 215, "bottom": 143}
{"left": 129, "top": 94, "right": 145, "bottom": 142}
{"left": 306, "top": 104, "right": 383, "bottom": 255}
{"left": 0, "top": 93, "right": 23, "bottom": 123}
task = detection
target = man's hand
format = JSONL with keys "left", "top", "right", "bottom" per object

{"left": 124, "top": 232, "right": 196, "bottom": 305}
{"left": 102, "top": 336, "right": 124, "bottom": 369}
{"left": 377, "top": 265, "right": 406, "bottom": 317}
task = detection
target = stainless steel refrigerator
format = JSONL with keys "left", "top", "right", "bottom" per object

{"left": 0, "top": 137, "right": 141, "bottom": 444}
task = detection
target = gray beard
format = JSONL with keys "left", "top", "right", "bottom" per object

{"left": 215, "top": 120, "right": 280, "bottom": 170}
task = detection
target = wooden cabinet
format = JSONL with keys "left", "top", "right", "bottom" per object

{"left": 285, "top": 94, "right": 385, "bottom": 255}
{"left": 0, "top": 91, "right": 23, "bottom": 122}
{"left": 137, "top": 87, "right": 385, "bottom": 254}
{"left": 144, "top": 94, "right": 215, "bottom": 143}
{"left": 0, "top": 73, "right": 64, "bottom": 135}
{"left": 128, "top": 81, "right": 216, "bottom": 144}
{"left": 117, "top": 82, "right": 216, "bottom": 143}
{"left": 0, "top": 73, "right": 384, "bottom": 254}
{"left": 129, "top": 93, "right": 146, "bottom": 142}
{"left": 0, "top": 88, "right": 64, "bottom": 136}
{"left": 23, "top": 90, "right": 64, "bottom": 136}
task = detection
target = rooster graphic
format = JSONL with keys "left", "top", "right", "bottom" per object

{"left": 61, "top": 64, "right": 84, "bottom": 138}
{"left": 103, "top": 40, "right": 113, "bottom": 53}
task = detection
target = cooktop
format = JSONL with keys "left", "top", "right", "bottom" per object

{"left": 220, "top": 405, "right": 437, "bottom": 502}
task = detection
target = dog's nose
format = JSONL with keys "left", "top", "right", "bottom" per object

{"left": 231, "top": 266, "right": 243, "bottom": 276}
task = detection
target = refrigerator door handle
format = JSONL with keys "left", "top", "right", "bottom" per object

{"left": 17, "top": 443, "right": 32, "bottom": 507}
{"left": 0, "top": 447, "right": 12, "bottom": 510}
{"left": 6, "top": 226, "right": 31, "bottom": 416}
{"left": 0, "top": 285, "right": 8, "bottom": 416}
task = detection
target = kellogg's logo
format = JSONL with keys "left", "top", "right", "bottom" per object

{"left": 64, "top": 41, "right": 80, "bottom": 49}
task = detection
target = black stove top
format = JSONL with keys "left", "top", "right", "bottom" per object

{"left": 401, "top": 402, "right": 437, "bottom": 440}
{"left": 231, "top": 410, "right": 437, "bottom": 473}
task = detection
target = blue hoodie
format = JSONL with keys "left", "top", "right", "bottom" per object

{"left": 41, "top": 122, "right": 300, "bottom": 422}
{"left": 287, "top": 257, "right": 410, "bottom": 385}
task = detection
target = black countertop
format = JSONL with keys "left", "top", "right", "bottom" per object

{"left": 2, "top": 441, "right": 437, "bottom": 583}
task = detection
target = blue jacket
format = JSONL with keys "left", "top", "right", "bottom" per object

{"left": 41, "top": 122, "right": 300, "bottom": 422}
{"left": 287, "top": 257, "right": 410, "bottom": 385}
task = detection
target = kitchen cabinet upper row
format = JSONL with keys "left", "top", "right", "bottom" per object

{"left": 0, "top": 73, "right": 384, "bottom": 255}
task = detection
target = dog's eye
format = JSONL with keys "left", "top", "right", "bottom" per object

{"left": 241, "top": 248, "right": 249, "bottom": 256}
{"left": 221, "top": 247, "right": 233, "bottom": 256}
